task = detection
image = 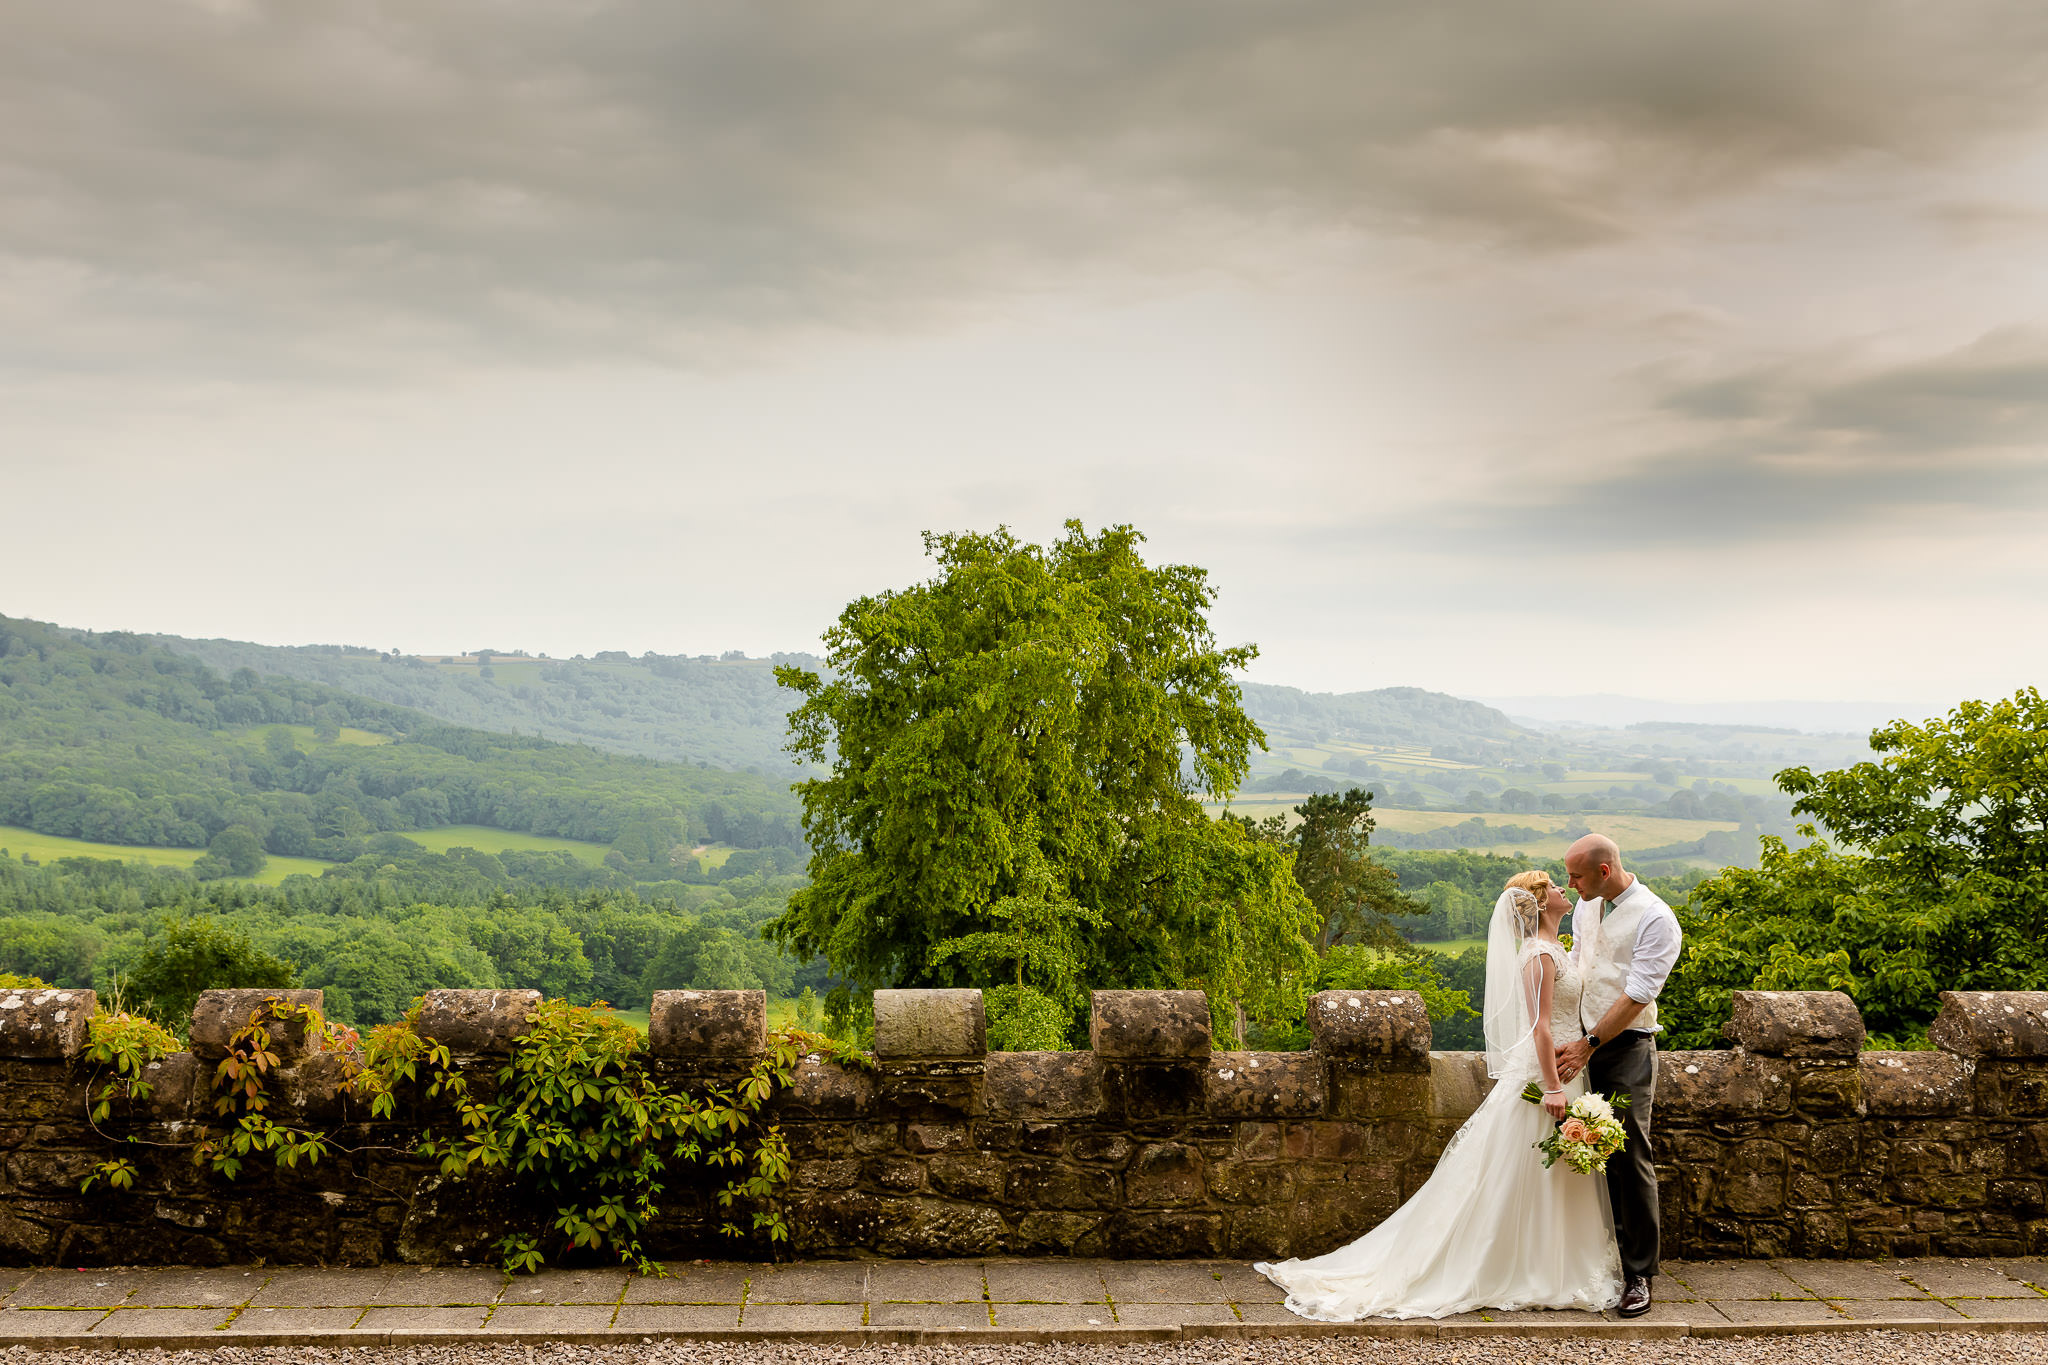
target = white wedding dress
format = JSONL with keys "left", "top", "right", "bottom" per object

{"left": 1256, "top": 931, "right": 1623, "bottom": 1320}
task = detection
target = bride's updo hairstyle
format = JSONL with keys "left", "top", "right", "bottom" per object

{"left": 1502, "top": 870, "right": 1556, "bottom": 936}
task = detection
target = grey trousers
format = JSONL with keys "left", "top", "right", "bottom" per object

{"left": 1588, "top": 1032, "right": 1660, "bottom": 1280}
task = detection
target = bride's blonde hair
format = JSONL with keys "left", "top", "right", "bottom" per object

{"left": 1502, "top": 870, "right": 1556, "bottom": 936}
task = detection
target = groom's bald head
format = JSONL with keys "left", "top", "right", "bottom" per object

{"left": 1566, "top": 833, "right": 1629, "bottom": 902}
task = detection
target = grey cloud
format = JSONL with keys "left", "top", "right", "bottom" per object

{"left": 5, "top": 0, "right": 2047, "bottom": 375}
{"left": 1486, "top": 332, "right": 2048, "bottom": 543}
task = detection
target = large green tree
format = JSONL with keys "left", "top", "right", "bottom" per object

{"left": 1662, "top": 688, "right": 2048, "bottom": 1049}
{"left": 769, "top": 522, "right": 1317, "bottom": 1043}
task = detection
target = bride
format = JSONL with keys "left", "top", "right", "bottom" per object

{"left": 1254, "top": 871, "right": 1623, "bottom": 1320}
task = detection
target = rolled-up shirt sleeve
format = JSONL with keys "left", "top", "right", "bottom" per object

{"left": 1624, "top": 907, "right": 1682, "bottom": 1004}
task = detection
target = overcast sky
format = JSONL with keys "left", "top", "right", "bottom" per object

{"left": 6, "top": 1, "right": 2046, "bottom": 709}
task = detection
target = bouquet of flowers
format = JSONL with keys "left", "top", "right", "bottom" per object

{"left": 1520, "top": 1082, "right": 1632, "bottom": 1174}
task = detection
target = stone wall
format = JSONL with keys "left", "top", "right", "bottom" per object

{"left": 3, "top": 981, "right": 2045, "bottom": 1265}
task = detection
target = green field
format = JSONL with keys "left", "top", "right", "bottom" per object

{"left": 226, "top": 724, "right": 391, "bottom": 749}
{"left": 0, "top": 826, "right": 332, "bottom": 886}
{"left": 598, "top": 997, "right": 810, "bottom": 1036}
{"left": 1413, "top": 936, "right": 1487, "bottom": 955}
{"left": 404, "top": 825, "right": 612, "bottom": 865}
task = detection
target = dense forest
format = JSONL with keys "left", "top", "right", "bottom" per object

{"left": 150, "top": 632, "right": 817, "bottom": 775}
{"left": 0, "top": 852, "right": 820, "bottom": 1027}
{"left": 0, "top": 616, "right": 801, "bottom": 872}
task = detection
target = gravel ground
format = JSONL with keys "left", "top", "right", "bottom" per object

{"left": 7, "top": 1335, "right": 2047, "bottom": 1365}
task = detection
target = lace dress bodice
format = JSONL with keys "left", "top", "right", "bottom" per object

{"left": 1523, "top": 940, "right": 1584, "bottom": 1041}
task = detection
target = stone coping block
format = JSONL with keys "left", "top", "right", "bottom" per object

{"left": 1724, "top": 991, "right": 1865, "bottom": 1056}
{"left": 1930, "top": 990, "right": 2048, "bottom": 1058}
{"left": 649, "top": 989, "right": 766, "bottom": 1057}
{"left": 873, "top": 989, "right": 986, "bottom": 1060}
{"left": 1090, "top": 991, "right": 1211, "bottom": 1060}
{"left": 413, "top": 989, "right": 540, "bottom": 1054}
{"left": 1862, "top": 1050, "right": 1974, "bottom": 1115}
{"left": 0, "top": 986, "right": 96, "bottom": 1059}
{"left": 1307, "top": 990, "right": 1429, "bottom": 1072}
{"left": 189, "top": 989, "right": 325, "bottom": 1061}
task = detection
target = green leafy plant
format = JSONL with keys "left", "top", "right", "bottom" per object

{"left": 424, "top": 1000, "right": 825, "bottom": 1273}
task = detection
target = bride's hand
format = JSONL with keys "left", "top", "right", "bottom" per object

{"left": 1542, "top": 1089, "right": 1569, "bottom": 1121}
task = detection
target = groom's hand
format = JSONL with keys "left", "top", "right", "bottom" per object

{"left": 1555, "top": 1037, "right": 1593, "bottom": 1082}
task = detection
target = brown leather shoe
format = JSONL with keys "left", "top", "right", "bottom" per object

{"left": 1616, "top": 1275, "right": 1653, "bottom": 1318}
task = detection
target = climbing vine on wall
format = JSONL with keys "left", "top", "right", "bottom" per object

{"left": 77, "top": 992, "right": 850, "bottom": 1275}
{"left": 424, "top": 999, "right": 845, "bottom": 1273}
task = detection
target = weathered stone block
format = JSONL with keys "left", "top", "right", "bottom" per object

{"left": 1126, "top": 1142, "right": 1205, "bottom": 1207}
{"left": 411, "top": 989, "right": 540, "bottom": 1055}
{"left": 1659, "top": 1050, "right": 1793, "bottom": 1117}
{"left": 1792, "top": 1059, "right": 1865, "bottom": 1115}
{"left": 189, "top": 988, "right": 325, "bottom": 1060}
{"left": 1930, "top": 991, "right": 2048, "bottom": 1058}
{"left": 928, "top": 1152, "right": 1008, "bottom": 1201}
{"left": 873, "top": 988, "right": 986, "bottom": 1059}
{"left": 1090, "top": 990, "right": 1211, "bottom": 1059}
{"left": 1106, "top": 1210, "right": 1223, "bottom": 1257}
{"left": 778, "top": 1057, "right": 875, "bottom": 1117}
{"left": 1015, "top": 1209, "right": 1106, "bottom": 1252}
{"left": 875, "top": 1060, "right": 983, "bottom": 1115}
{"left": 1724, "top": 990, "right": 1865, "bottom": 1056}
{"left": 0, "top": 986, "right": 95, "bottom": 1060}
{"left": 1327, "top": 1069, "right": 1431, "bottom": 1118}
{"left": 1206, "top": 1050, "right": 1322, "bottom": 1117}
{"left": 1429, "top": 1050, "right": 1494, "bottom": 1119}
{"left": 1308, "top": 990, "right": 1430, "bottom": 1072}
{"left": 1862, "top": 1050, "right": 1974, "bottom": 1116}
{"left": 984, "top": 1050, "right": 1102, "bottom": 1118}
{"left": 1006, "top": 1159, "right": 1118, "bottom": 1210}
{"left": 1103, "top": 1059, "right": 1207, "bottom": 1118}
{"left": 647, "top": 989, "right": 765, "bottom": 1056}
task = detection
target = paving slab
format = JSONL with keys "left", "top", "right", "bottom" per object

{"left": 749, "top": 1261, "right": 872, "bottom": 1303}
{"left": 1662, "top": 1261, "right": 1813, "bottom": 1301}
{"left": 623, "top": 1265, "right": 751, "bottom": 1303}
{"left": 91, "top": 1307, "right": 233, "bottom": 1336}
{"left": 4, "top": 1270, "right": 143, "bottom": 1309}
{"left": 121, "top": 1268, "right": 268, "bottom": 1308}
{"left": 1712, "top": 1300, "right": 1847, "bottom": 1325}
{"left": 353, "top": 1305, "right": 492, "bottom": 1332}
{"left": 1603, "top": 1299, "right": 1720, "bottom": 1325}
{"left": 990, "top": 1303, "right": 1120, "bottom": 1329}
{"left": 1952, "top": 1297, "right": 2048, "bottom": 1321}
{"left": 0, "top": 1309, "right": 112, "bottom": 1337}
{"left": 1102, "top": 1260, "right": 1231, "bottom": 1303}
{"left": 489, "top": 1305, "right": 622, "bottom": 1333}
{"left": 1209, "top": 1261, "right": 1286, "bottom": 1302}
{"left": 1995, "top": 1259, "right": 2048, "bottom": 1290}
{"left": 370, "top": 1267, "right": 508, "bottom": 1305}
{"left": 1897, "top": 1258, "right": 2035, "bottom": 1298}
{"left": 497, "top": 1269, "right": 628, "bottom": 1305}
{"left": 247, "top": 1268, "right": 394, "bottom": 1307}
{"left": 741, "top": 1303, "right": 872, "bottom": 1331}
{"left": 225, "top": 1307, "right": 365, "bottom": 1334}
{"left": 1113, "top": 1303, "right": 1242, "bottom": 1326}
{"left": 1772, "top": 1259, "right": 1927, "bottom": 1300}
{"left": 866, "top": 1260, "right": 985, "bottom": 1303}
{"left": 1647, "top": 1273, "right": 1698, "bottom": 1303}
{"left": 984, "top": 1259, "right": 1107, "bottom": 1303}
{"left": 612, "top": 1304, "right": 743, "bottom": 1332}
{"left": 1834, "top": 1297, "right": 1968, "bottom": 1321}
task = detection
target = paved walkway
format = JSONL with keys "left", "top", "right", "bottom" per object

{"left": 3, "top": 1258, "right": 2047, "bottom": 1348}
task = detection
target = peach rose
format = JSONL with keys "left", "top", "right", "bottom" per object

{"left": 1560, "top": 1118, "right": 1592, "bottom": 1143}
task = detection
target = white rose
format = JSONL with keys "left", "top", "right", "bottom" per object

{"left": 1577, "top": 1095, "right": 1615, "bottom": 1124}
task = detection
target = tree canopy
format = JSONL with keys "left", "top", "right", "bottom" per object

{"left": 768, "top": 522, "right": 1317, "bottom": 1042}
{"left": 1661, "top": 688, "right": 2048, "bottom": 1048}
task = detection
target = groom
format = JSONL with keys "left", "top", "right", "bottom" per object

{"left": 1554, "top": 833, "right": 1681, "bottom": 1319}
